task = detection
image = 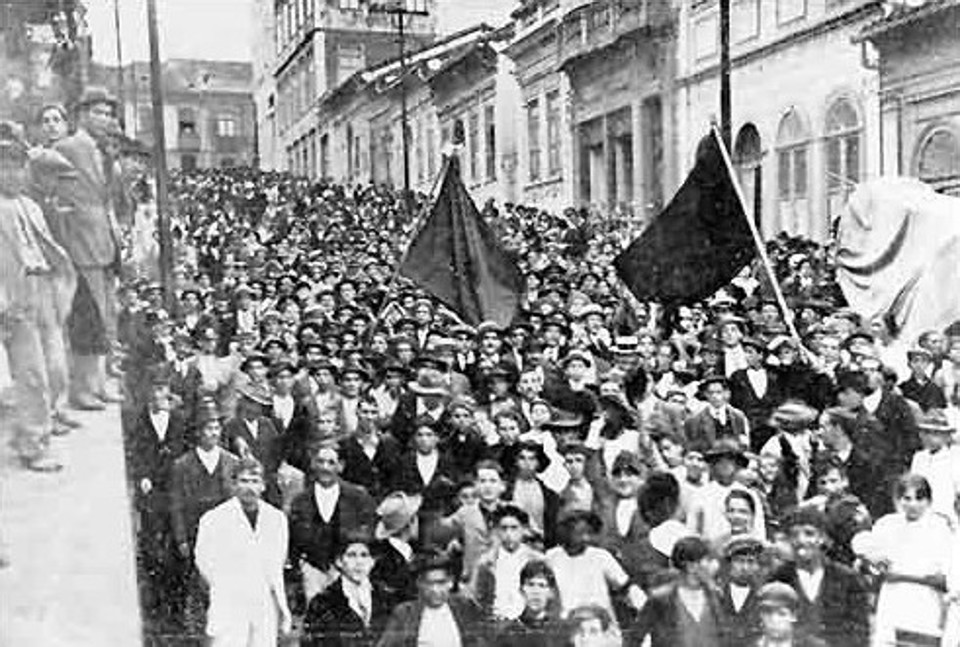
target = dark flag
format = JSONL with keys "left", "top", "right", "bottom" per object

{"left": 614, "top": 129, "right": 755, "bottom": 303}
{"left": 399, "top": 157, "right": 524, "bottom": 326}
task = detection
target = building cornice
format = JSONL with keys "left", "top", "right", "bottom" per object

{"left": 677, "top": 1, "right": 882, "bottom": 87}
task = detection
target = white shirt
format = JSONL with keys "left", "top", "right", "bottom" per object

{"left": 417, "top": 452, "right": 439, "bottom": 485}
{"left": 729, "top": 583, "right": 751, "bottom": 612}
{"left": 708, "top": 406, "right": 728, "bottom": 427}
{"left": 273, "top": 394, "right": 295, "bottom": 429}
{"left": 615, "top": 498, "right": 638, "bottom": 537}
{"left": 796, "top": 567, "right": 824, "bottom": 602}
{"left": 418, "top": 604, "right": 462, "bottom": 647}
{"left": 545, "top": 546, "right": 629, "bottom": 617}
{"left": 149, "top": 409, "right": 170, "bottom": 442}
{"left": 493, "top": 548, "right": 528, "bottom": 620}
{"left": 314, "top": 482, "right": 341, "bottom": 523}
{"left": 387, "top": 536, "right": 414, "bottom": 562}
{"left": 196, "top": 446, "right": 221, "bottom": 475}
{"left": 342, "top": 577, "right": 373, "bottom": 626}
{"left": 863, "top": 389, "right": 882, "bottom": 414}
{"left": 745, "top": 368, "right": 768, "bottom": 398}
{"left": 911, "top": 445, "right": 960, "bottom": 523}
{"left": 244, "top": 418, "right": 259, "bottom": 440}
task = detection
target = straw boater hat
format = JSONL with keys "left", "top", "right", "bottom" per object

{"left": 375, "top": 492, "right": 422, "bottom": 540}
{"left": 917, "top": 409, "right": 954, "bottom": 435}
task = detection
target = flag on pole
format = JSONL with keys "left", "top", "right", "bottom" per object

{"left": 614, "top": 129, "right": 755, "bottom": 304}
{"left": 399, "top": 156, "right": 524, "bottom": 326}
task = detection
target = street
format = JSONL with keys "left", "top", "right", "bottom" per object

{"left": 0, "top": 404, "right": 142, "bottom": 647}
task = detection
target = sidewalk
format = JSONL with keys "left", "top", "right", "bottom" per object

{"left": 0, "top": 405, "right": 142, "bottom": 647}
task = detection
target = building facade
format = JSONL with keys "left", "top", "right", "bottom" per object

{"left": 93, "top": 59, "right": 256, "bottom": 171}
{"left": 861, "top": 0, "right": 960, "bottom": 195}
{"left": 274, "top": 0, "right": 437, "bottom": 177}
{"left": 675, "top": 0, "right": 884, "bottom": 241}
{"left": 251, "top": 0, "right": 281, "bottom": 170}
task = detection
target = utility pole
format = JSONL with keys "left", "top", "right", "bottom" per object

{"left": 113, "top": 0, "right": 125, "bottom": 127}
{"left": 719, "top": 0, "right": 732, "bottom": 150}
{"left": 371, "top": 1, "right": 429, "bottom": 215}
{"left": 146, "top": 0, "right": 173, "bottom": 309}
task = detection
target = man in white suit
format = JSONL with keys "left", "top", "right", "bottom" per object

{"left": 195, "top": 458, "right": 292, "bottom": 646}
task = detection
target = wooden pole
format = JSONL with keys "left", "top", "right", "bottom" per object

{"left": 146, "top": 0, "right": 173, "bottom": 309}
{"left": 712, "top": 126, "right": 803, "bottom": 344}
{"left": 719, "top": 0, "right": 732, "bottom": 150}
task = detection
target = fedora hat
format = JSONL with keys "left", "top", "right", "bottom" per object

{"left": 408, "top": 376, "right": 449, "bottom": 398}
{"left": 769, "top": 401, "right": 818, "bottom": 431}
{"left": 237, "top": 382, "right": 272, "bottom": 407}
{"left": 375, "top": 492, "right": 422, "bottom": 540}
{"left": 611, "top": 335, "right": 641, "bottom": 356}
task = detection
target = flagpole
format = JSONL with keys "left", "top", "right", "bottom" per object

{"left": 711, "top": 126, "right": 804, "bottom": 345}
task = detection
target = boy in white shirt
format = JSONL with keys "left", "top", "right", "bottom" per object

{"left": 909, "top": 409, "right": 960, "bottom": 526}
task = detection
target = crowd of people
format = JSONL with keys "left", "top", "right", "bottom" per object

{"left": 4, "top": 87, "right": 960, "bottom": 647}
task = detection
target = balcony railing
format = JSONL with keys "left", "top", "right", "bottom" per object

{"left": 557, "top": 0, "right": 665, "bottom": 67}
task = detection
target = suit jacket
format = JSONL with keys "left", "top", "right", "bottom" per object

{"left": 769, "top": 561, "right": 870, "bottom": 647}
{"left": 873, "top": 389, "right": 921, "bottom": 475}
{"left": 389, "top": 393, "right": 446, "bottom": 449}
{"left": 339, "top": 433, "right": 402, "bottom": 500}
{"left": 51, "top": 128, "right": 120, "bottom": 268}
{"left": 629, "top": 584, "right": 729, "bottom": 647}
{"left": 223, "top": 415, "right": 284, "bottom": 504}
{"left": 716, "top": 580, "right": 762, "bottom": 646}
{"left": 169, "top": 448, "right": 240, "bottom": 549}
{"left": 270, "top": 395, "right": 319, "bottom": 473}
{"left": 377, "top": 597, "right": 489, "bottom": 647}
{"left": 194, "top": 497, "right": 290, "bottom": 643}
{"left": 288, "top": 480, "right": 376, "bottom": 572}
{"left": 593, "top": 494, "right": 650, "bottom": 583}
{"left": 899, "top": 376, "right": 947, "bottom": 413}
{"left": 0, "top": 194, "right": 76, "bottom": 324}
{"left": 683, "top": 406, "right": 749, "bottom": 453}
{"left": 393, "top": 451, "right": 457, "bottom": 515}
{"left": 125, "top": 406, "right": 189, "bottom": 510}
{"left": 303, "top": 577, "right": 392, "bottom": 647}
{"left": 728, "top": 368, "right": 781, "bottom": 451}
{"left": 371, "top": 539, "right": 419, "bottom": 609}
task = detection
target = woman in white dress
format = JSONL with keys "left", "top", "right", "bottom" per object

{"left": 853, "top": 473, "right": 953, "bottom": 646}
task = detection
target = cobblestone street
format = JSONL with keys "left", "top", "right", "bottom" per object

{"left": 0, "top": 405, "right": 142, "bottom": 647}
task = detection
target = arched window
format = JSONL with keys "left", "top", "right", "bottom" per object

{"left": 734, "top": 123, "right": 763, "bottom": 228}
{"left": 825, "top": 97, "right": 862, "bottom": 218}
{"left": 917, "top": 129, "right": 960, "bottom": 193}
{"left": 776, "top": 109, "right": 809, "bottom": 234}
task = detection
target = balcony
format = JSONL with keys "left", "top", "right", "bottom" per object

{"left": 178, "top": 131, "right": 201, "bottom": 151}
{"left": 557, "top": 0, "right": 668, "bottom": 69}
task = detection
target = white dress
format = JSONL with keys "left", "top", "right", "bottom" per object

{"left": 856, "top": 511, "right": 953, "bottom": 645}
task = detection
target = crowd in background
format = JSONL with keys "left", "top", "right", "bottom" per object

{"left": 4, "top": 88, "right": 960, "bottom": 647}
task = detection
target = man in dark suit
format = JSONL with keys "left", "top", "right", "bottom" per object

{"left": 289, "top": 442, "right": 376, "bottom": 604}
{"left": 223, "top": 383, "right": 284, "bottom": 505}
{"left": 728, "top": 338, "right": 781, "bottom": 452}
{"left": 768, "top": 508, "right": 870, "bottom": 647}
{"left": 684, "top": 376, "right": 750, "bottom": 452}
{"left": 860, "top": 357, "right": 921, "bottom": 476}
{"left": 303, "top": 530, "right": 392, "bottom": 647}
{"left": 389, "top": 379, "right": 449, "bottom": 449}
{"left": 339, "top": 396, "right": 402, "bottom": 499}
{"left": 593, "top": 451, "right": 649, "bottom": 584}
{"left": 504, "top": 443, "right": 560, "bottom": 549}
{"left": 392, "top": 418, "right": 457, "bottom": 517}
{"left": 378, "top": 551, "right": 488, "bottom": 647}
{"left": 125, "top": 376, "right": 188, "bottom": 630}
{"left": 168, "top": 407, "right": 239, "bottom": 632}
{"left": 899, "top": 347, "right": 947, "bottom": 413}
{"left": 717, "top": 537, "right": 765, "bottom": 645}
{"left": 268, "top": 359, "right": 319, "bottom": 473}
{"left": 52, "top": 88, "right": 124, "bottom": 409}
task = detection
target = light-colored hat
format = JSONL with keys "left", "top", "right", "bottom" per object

{"left": 375, "top": 492, "right": 423, "bottom": 540}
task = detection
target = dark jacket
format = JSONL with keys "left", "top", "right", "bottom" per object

{"left": 377, "top": 597, "right": 489, "bottom": 647}
{"left": 716, "top": 580, "right": 762, "bottom": 646}
{"left": 125, "top": 406, "right": 189, "bottom": 509}
{"left": 683, "top": 406, "right": 749, "bottom": 453}
{"left": 339, "top": 433, "right": 403, "bottom": 499}
{"left": 504, "top": 478, "right": 561, "bottom": 548}
{"left": 288, "top": 480, "right": 376, "bottom": 572}
{"left": 303, "top": 577, "right": 392, "bottom": 647}
{"left": 371, "top": 539, "right": 419, "bottom": 609}
{"left": 899, "top": 376, "right": 947, "bottom": 413}
{"left": 222, "top": 415, "right": 284, "bottom": 504}
{"left": 169, "top": 448, "right": 240, "bottom": 549}
{"left": 768, "top": 560, "right": 871, "bottom": 647}
{"left": 592, "top": 493, "right": 650, "bottom": 582}
{"left": 271, "top": 394, "right": 320, "bottom": 473}
{"left": 495, "top": 610, "right": 566, "bottom": 647}
{"left": 728, "top": 368, "right": 782, "bottom": 451}
{"left": 628, "top": 583, "right": 729, "bottom": 647}
{"left": 873, "top": 389, "right": 921, "bottom": 475}
{"left": 392, "top": 450, "right": 458, "bottom": 515}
